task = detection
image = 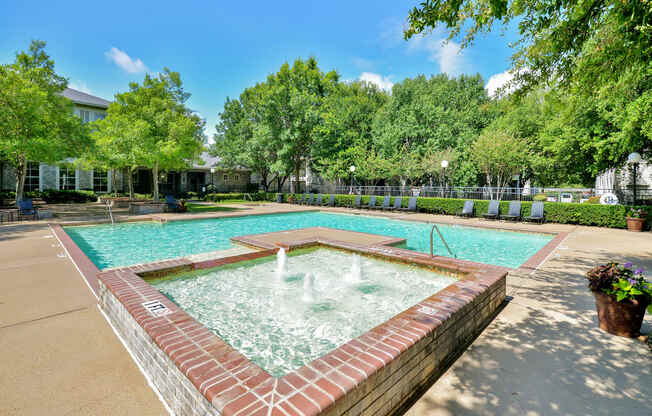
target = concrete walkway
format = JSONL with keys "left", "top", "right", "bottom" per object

{"left": 1, "top": 204, "right": 650, "bottom": 415}
{"left": 0, "top": 223, "right": 167, "bottom": 416}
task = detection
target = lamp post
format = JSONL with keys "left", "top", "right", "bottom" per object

{"left": 441, "top": 160, "right": 448, "bottom": 197}
{"left": 628, "top": 152, "right": 642, "bottom": 205}
{"left": 349, "top": 165, "right": 356, "bottom": 194}
{"left": 210, "top": 167, "right": 215, "bottom": 192}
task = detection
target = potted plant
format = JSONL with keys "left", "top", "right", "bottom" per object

{"left": 626, "top": 208, "right": 647, "bottom": 232}
{"left": 586, "top": 262, "right": 652, "bottom": 337}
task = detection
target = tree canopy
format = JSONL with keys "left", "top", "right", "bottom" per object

{"left": 0, "top": 40, "right": 88, "bottom": 201}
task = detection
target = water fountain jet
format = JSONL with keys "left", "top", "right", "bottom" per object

{"left": 344, "top": 254, "right": 363, "bottom": 283}
{"left": 276, "top": 248, "right": 287, "bottom": 281}
{"left": 303, "top": 273, "right": 316, "bottom": 302}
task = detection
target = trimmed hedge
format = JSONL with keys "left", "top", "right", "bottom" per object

{"left": 272, "top": 193, "right": 648, "bottom": 229}
{"left": 0, "top": 190, "right": 97, "bottom": 204}
{"left": 204, "top": 191, "right": 274, "bottom": 202}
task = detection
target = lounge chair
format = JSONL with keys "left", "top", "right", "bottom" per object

{"left": 387, "top": 196, "right": 402, "bottom": 211}
{"left": 297, "top": 193, "right": 308, "bottom": 205}
{"left": 371, "top": 196, "right": 391, "bottom": 210}
{"left": 457, "top": 200, "right": 474, "bottom": 217}
{"left": 483, "top": 200, "right": 500, "bottom": 220}
{"left": 500, "top": 201, "right": 522, "bottom": 221}
{"left": 313, "top": 194, "right": 322, "bottom": 206}
{"left": 17, "top": 198, "right": 38, "bottom": 220}
{"left": 352, "top": 195, "right": 361, "bottom": 209}
{"left": 165, "top": 195, "right": 180, "bottom": 212}
{"left": 361, "top": 195, "right": 376, "bottom": 209}
{"left": 276, "top": 193, "right": 283, "bottom": 203}
{"left": 525, "top": 202, "right": 545, "bottom": 223}
{"left": 304, "top": 194, "right": 314, "bottom": 206}
{"left": 398, "top": 196, "right": 417, "bottom": 212}
{"left": 324, "top": 194, "right": 335, "bottom": 207}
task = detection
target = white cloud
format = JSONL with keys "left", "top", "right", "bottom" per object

{"left": 104, "top": 47, "right": 148, "bottom": 74}
{"left": 68, "top": 81, "right": 92, "bottom": 94}
{"left": 359, "top": 72, "right": 394, "bottom": 92}
{"left": 352, "top": 57, "right": 374, "bottom": 71}
{"left": 485, "top": 69, "right": 528, "bottom": 97}
{"left": 407, "top": 33, "right": 466, "bottom": 76}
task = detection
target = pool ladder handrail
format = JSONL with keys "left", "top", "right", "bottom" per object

{"left": 430, "top": 224, "right": 455, "bottom": 258}
{"left": 105, "top": 200, "right": 115, "bottom": 225}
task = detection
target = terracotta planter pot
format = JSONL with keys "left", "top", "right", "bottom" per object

{"left": 592, "top": 290, "right": 649, "bottom": 337}
{"left": 626, "top": 217, "right": 645, "bottom": 232}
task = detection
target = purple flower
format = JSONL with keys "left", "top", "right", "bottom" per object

{"left": 628, "top": 278, "right": 637, "bottom": 285}
{"left": 623, "top": 262, "right": 633, "bottom": 268}
{"left": 635, "top": 268, "right": 644, "bottom": 275}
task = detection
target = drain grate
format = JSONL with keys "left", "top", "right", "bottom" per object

{"left": 142, "top": 300, "right": 172, "bottom": 317}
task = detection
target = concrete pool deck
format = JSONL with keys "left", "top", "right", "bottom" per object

{"left": 1, "top": 202, "right": 650, "bottom": 415}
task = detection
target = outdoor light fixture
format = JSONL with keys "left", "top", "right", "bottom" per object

{"left": 349, "top": 165, "right": 356, "bottom": 173}
{"left": 440, "top": 160, "right": 448, "bottom": 168}
{"left": 349, "top": 165, "right": 356, "bottom": 194}
{"left": 628, "top": 152, "right": 642, "bottom": 205}
{"left": 441, "top": 160, "right": 449, "bottom": 196}
{"left": 210, "top": 167, "right": 216, "bottom": 190}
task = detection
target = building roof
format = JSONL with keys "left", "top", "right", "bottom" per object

{"left": 191, "top": 152, "right": 250, "bottom": 171}
{"left": 62, "top": 88, "right": 111, "bottom": 109}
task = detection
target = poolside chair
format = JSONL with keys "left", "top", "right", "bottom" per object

{"left": 500, "top": 201, "right": 522, "bottom": 221}
{"left": 525, "top": 201, "right": 545, "bottom": 223}
{"left": 165, "top": 195, "right": 180, "bottom": 212}
{"left": 398, "top": 196, "right": 417, "bottom": 213}
{"left": 371, "top": 196, "right": 390, "bottom": 210}
{"left": 313, "top": 194, "right": 323, "bottom": 206}
{"left": 456, "top": 200, "right": 474, "bottom": 217}
{"left": 297, "top": 193, "right": 308, "bottom": 205}
{"left": 352, "top": 195, "right": 361, "bottom": 209}
{"left": 276, "top": 193, "right": 283, "bottom": 203}
{"left": 324, "top": 194, "right": 335, "bottom": 207}
{"left": 17, "top": 198, "right": 38, "bottom": 220}
{"left": 361, "top": 195, "right": 376, "bottom": 209}
{"left": 483, "top": 200, "right": 500, "bottom": 220}
{"left": 304, "top": 194, "right": 314, "bottom": 206}
{"left": 387, "top": 196, "right": 402, "bottom": 211}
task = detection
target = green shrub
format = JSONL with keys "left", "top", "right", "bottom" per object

{"left": 587, "top": 196, "right": 601, "bottom": 204}
{"left": 533, "top": 193, "right": 547, "bottom": 202}
{"left": 39, "top": 189, "right": 97, "bottom": 204}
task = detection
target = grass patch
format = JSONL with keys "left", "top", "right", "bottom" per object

{"left": 185, "top": 203, "right": 240, "bottom": 213}
{"left": 214, "top": 199, "right": 267, "bottom": 205}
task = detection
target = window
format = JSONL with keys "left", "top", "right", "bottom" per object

{"left": 94, "top": 112, "right": 105, "bottom": 121}
{"left": 24, "top": 162, "right": 40, "bottom": 192}
{"left": 223, "top": 174, "right": 228, "bottom": 181}
{"left": 93, "top": 169, "right": 108, "bottom": 193}
{"left": 233, "top": 174, "right": 240, "bottom": 181}
{"left": 79, "top": 110, "right": 92, "bottom": 123}
{"left": 59, "top": 165, "right": 76, "bottom": 190}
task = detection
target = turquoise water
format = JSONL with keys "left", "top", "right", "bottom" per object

{"left": 65, "top": 211, "right": 552, "bottom": 270}
{"left": 152, "top": 248, "right": 458, "bottom": 377}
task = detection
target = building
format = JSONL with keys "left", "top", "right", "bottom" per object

{"left": 0, "top": 88, "right": 252, "bottom": 196}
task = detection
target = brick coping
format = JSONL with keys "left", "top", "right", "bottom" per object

{"left": 95, "top": 234, "right": 506, "bottom": 416}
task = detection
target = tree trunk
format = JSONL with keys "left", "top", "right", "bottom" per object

{"left": 14, "top": 158, "right": 27, "bottom": 204}
{"left": 152, "top": 162, "right": 159, "bottom": 202}
{"left": 111, "top": 170, "right": 118, "bottom": 197}
{"left": 128, "top": 168, "right": 135, "bottom": 200}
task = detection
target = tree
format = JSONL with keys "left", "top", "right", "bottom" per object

{"left": 471, "top": 128, "right": 531, "bottom": 199}
{"left": 0, "top": 40, "right": 88, "bottom": 202}
{"left": 372, "top": 74, "right": 494, "bottom": 185}
{"left": 95, "top": 69, "right": 205, "bottom": 201}
{"left": 421, "top": 148, "right": 459, "bottom": 190}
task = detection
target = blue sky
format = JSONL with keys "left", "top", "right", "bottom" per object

{"left": 1, "top": 1, "right": 518, "bottom": 139}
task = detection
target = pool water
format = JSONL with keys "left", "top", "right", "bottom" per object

{"left": 151, "top": 248, "right": 458, "bottom": 377}
{"left": 65, "top": 211, "right": 553, "bottom": 270}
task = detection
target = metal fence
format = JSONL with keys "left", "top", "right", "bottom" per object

{"left": 315, "top": 185, "right": 652, "bottom": 204}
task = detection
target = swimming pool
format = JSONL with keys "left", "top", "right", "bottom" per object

{"left": 64, "top": 211, "right": 553, "bottom": 269}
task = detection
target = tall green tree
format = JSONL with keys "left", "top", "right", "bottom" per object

{"left": 94, "top": 69, "right": 205, "bottom": 201}
{"left": 0, "top": 40, "right": 88, "bottom": 202}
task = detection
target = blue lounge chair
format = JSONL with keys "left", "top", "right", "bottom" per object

{"left": 457, "top": 200, "right": 474, "bottom": 217}
{"left": 483, "top": 200, "right": 500, "bottom": 219}
{"left": 324, "top": 194, "right": 335, "bottom": 207}
{"left": 296, "top": 193, "right": 307, "bottom": 204}
{"left": 304, "top": 194, "right": 314, "bottom": 205}
{"left": 525, "top": 202, "right": 545, "bottom": 223}
{"left": 18, "top": 198, "right": 38, "bottom": 220}
{"left": 387, "top": 196, "right": 402, "bottom": 211}
{"left": 313, "top": 194, "right": 322, "bottom": 206}
{"left": 276, "top": 193, "right": 283, "bottom": 203}
{"left": 371, "top": 196, "right": 390, "bottom": 210}
{"left": 398, "top": 196, "right": 417, "bottom": 212}
{"left": 352, "top": 195, "right": 361, "bottom": 209}
{"left": 362, "top": 195, "right": 376, "bottom": 209}
{"left": 501, "top": 201, "right": 522, "bottom": 221}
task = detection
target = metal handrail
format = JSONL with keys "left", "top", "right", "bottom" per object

{"left": 430, "top": 224, "right": 455, "bottom": 258}
{"left": 105, "top": 200, "right": 115, "bottom": 225}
